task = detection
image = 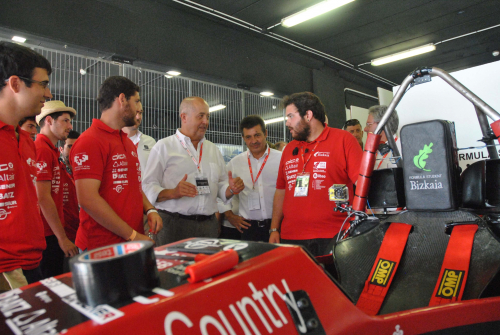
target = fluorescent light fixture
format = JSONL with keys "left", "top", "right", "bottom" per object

{"left": 166, "top": 70, "right": 181, "bottom": 76}
{"left": 371, "top": 44, "right": 436, "bottom": 66}
{"left": 281, "top": 0, "right": 355, "bottom": 28}
{"left": 260, "top": 91, "right": 274, "bottom": 97}
{"left": 12, "top": 36, "right": 27, "bottom": 43}
{"left": 209, "top": 104, "right": 226, "bottom": 112}
{"left": 265, "top": 117, "right": 286, "bottom": 125}
{"left": 164, "top": 75, "right": 173, "bottom": 79}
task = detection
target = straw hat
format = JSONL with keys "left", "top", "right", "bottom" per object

{"left": 36, "top": 100, "right": 77, "bottom": 125}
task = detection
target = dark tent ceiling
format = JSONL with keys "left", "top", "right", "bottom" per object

{"left": 166, "top": 0, "right": 500, "bottom": 84}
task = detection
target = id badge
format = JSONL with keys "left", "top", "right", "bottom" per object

{"left": 294, "top": 172, "right": 310, "bottom": 197}
{"left": 248, "top": 190, "right": 261, "bottom": 210}
{"left": 195, "top": 174, "right": 211, "bottom": 195}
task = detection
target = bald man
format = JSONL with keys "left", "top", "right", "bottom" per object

{"left": 142, "top": 97, "right": 244, "bottom": 245}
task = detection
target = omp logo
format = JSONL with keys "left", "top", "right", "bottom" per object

{"left": 314, "top": 152, "right": 330, "bottom": 157}
{"left": 436, "top": 269, "right": 464, "bottom": 299}
{"left": 370, "top": 259, "right": 396, "bottom": 287}
{"left": 112, "top": 154, "right": 126, "bottom": 160}
{"left": 74, "top": 154, "right": 89, "bottom": 166}
{"left": 36, "top": 162, "right": 47, "bottom": 171}
{"left": 414, "top": 143, "right": 433, "bottom": 172}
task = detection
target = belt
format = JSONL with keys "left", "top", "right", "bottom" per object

{"left": 159, "top": 209, "right": 214, "bottom": 222}
{"left": 248, "top": 219, "right": 272, "bottom": 228}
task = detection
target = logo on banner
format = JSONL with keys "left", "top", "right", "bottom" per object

{"left": 436, "top": 269, "right": 464, "bottom": 299}
{"left": 370, "top": 259, "right": 396, "bottom": 287}
{"left": 414, "top": 142, "right": 433, "bottom": 171}
{"left": 74, "top": 154, "right": 89, "bottom": 166}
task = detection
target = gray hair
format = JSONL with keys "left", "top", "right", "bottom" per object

{"left": 368, "top": 105, "right": 399, "bottom": 135}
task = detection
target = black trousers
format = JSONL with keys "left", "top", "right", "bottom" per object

{"left": 23, "top": 266, "right": 43, "bottom": 284}
{"left": 280, "top": 238, "right": 333, "bottom": 257}
{"left": 220, "top": 225, "right": 241, "bottom": 240}
{"left": 241, "top": 219, "right": 271, "bottom": 242}
{"left": 39, "top": 235, "right": 65, "bottom": 279}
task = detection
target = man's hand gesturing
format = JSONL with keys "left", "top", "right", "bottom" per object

{"left": 173, "top": 174, "right": 197, "bottom": 198}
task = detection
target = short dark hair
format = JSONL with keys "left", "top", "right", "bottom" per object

{"left": 0, "top": 42, "right": 52, "bottom": 91}
{"left": 67, "top": 130, "right": 80, "bottom": 139}
{"left": 97, "top": 76, "right": 140, "bottom": 112}
{"left": 19, "top": 116, "right": 36, "bottom": 127}
{"left": 282, "top": 92, "right": 326, "bottom": 124}
{"left": 343, "top": 119, "right": 361, "bottom": 130}
{"left": 39, "top": 111, "right": 74, "bottom": 128}
{"left": 239, "top": 114, "right": 266, "bottom": 135}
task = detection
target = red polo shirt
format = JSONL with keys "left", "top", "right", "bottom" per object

{"left": 0, "top": 121, "right": 46, "bottom": 272}
{"left": 276, "top": 127, "right": 363, "bottom": 240}
{"left": 61, "top": 167, "right": 79, "bottom": 241}
{"left": 35, "top": 134, "right": 65, "bottom": 236}
{"left": 70, "top": 119, "right": 143, "bottom": 250}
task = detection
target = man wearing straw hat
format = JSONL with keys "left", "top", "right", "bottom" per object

{"left": 35, "top": 100, "right": 79, "bottom": 278}
{"left": 0, "top": 41, "right": 52, "bottom": 290}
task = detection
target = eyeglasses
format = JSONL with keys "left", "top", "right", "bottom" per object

{"left": 344, "top": 119, "right": 360, "bottom": 128}
{"left": 17, "top": 76, "right": 50, "bottom": 89}
{"left": 365, "top": 121, "right": 379, "bottom": 127}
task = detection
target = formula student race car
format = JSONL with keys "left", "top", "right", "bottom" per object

{"left": 2, "top": 67, "right": 500, "bottom": 335}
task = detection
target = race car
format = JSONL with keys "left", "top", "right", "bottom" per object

{"left": 1, "top": 67, "right": 500, "bottom": 334}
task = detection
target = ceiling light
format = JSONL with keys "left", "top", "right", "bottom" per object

{"left": 79, "top": 69, "right": 87, "bottom": 75}
{"left": 12, "top": 36, "right": 27, "bottom": 43}
{"left": 260, "top": 91, "right": 274, "bottom": 97}
{"left": 166, "top": 70, "right": 181, "bottom": 76}
{"left": 371, "top": 44, "right": 436, "bottom": 66}
{"left": 265, "top": 117, "right": 287, "bottom": 124}
{"left": 209, "top": 104, "right": 226, "bottom": 112}
{"left": 493, "top": 51, "right": 500, "bottom": 57}
{"left": 281, "top": 0, "right": 355, "bottom": 28}
{"left": 164, "top": 75, "right": 173, "bottom": 79}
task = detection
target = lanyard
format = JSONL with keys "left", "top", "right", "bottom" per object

{"left": 248, "top": 148, "right": 270, "bottom": 189}
{"left": 300, "top": 141, "right": 320, "bottom": 173}
{"left": 176, "top": 133, "right": 203, "bottom": 172}
{"left": 376, "top": 136, "right": 398, "bottom": 170}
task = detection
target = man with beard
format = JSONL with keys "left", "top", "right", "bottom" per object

{"left": 268, "top": 92, "right": 363, "bottom": 256}
{"left": 142, "top": 97, "right": 244, "bottom": 245}
{"left": 35, "top": 101, "right": 78, "bottom": 278}
{"left": 221, "top": 115, "right": 282, "bottom": 242}
{"left": 19, "top": 116, "right": 38, "bottom": 140}
{"left": 0, "top": 42, "right": 51, "bottom": 289}
{"left": 70, "top": 76, "right": 162, "bottom": 251}
{"left": 122, "top": 102, "right": 156, "bottom": 171}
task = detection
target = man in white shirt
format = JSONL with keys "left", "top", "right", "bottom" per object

{"left": 142, "top": 97, "right": 244, "bottom": 245}
{"left": 122, "top": 102, "right": 156, "bottom": 170}
{"left": 364, "top": 105, "right": 401, "bottom": 170}
{"left": 217, "top": 197, "right": 241, "bottom": 240}
{"left": 222, "top": 115, "right": 282, "bottom": 242}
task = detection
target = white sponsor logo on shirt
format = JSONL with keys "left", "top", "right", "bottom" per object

{"left": 131, "top": 151, "right": 137, "bottom": 157}
{"left": 314, "top": 161, "right": 327, "bottom": 169}
{"left": 0, "top": 163, "right": 13, "bottom": 171}
{"left": 313, "top": 173, "right": 326, "bottom": 179}
{"left": 114, "top": 185, "right": 124, "bottom": 193}
{"left": 0, "top": 208, "right": 11, "bottom": 220}
{"left": 74, "top": 154, "right": 89, "bottom": 166}
{"left": 36, "top": 162, "right": 47, "bottom": 171}
{"left": 285, "top": 158, "right": 299, "bottom": 165}
{"left": 112, "top": 154, "right": 126, "bottom": 160}
{"left": 314, "top": 152, "right": 330, "bottom": 157}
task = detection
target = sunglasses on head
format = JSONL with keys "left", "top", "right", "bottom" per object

{"left": 344, "top": 119, "right": 360, "bottom": 127}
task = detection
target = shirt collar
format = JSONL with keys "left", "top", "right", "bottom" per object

{"left": 248, "top": 144, "right": 270, "bottom": 160}
{"left": 0, "top": 120, "right": 15, "bottom": 132}
{"left": 129, "top": 130, "right": 142, "bottom": 145}
{"left": 176, "top": 129, "right": 205, "bottom": 145}
{"left": 36, "top": 133, "right": 58, "bottom": 151}
{"left": 93, "top": 118, "right": 122, "bottom": 135}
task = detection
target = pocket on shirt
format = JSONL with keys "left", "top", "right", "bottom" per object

{"left": 209, "top": 162, "right": 220, "bottom": 182}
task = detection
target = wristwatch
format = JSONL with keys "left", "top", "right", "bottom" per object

{"left": 269, "top": 228, "right": 279, "bottom": 234}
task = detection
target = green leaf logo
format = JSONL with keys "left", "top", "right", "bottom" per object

{"left": 413, "top": 142, "right": 433, "bottom": 171}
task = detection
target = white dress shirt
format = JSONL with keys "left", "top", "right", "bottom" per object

{"left": 129, "top": 130, "right": 157, "bottom": 171}
{"left": 224, "top": 146, "right": 281, "bottom": 221}
{"left": 142, "top": 129, "right": 230, "bottom": 215}
{"left": 375, "top": 134, "right": 402, "bottom": 170}
{"left": 217, "top": 196, "right": 239, "bottom": 229}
